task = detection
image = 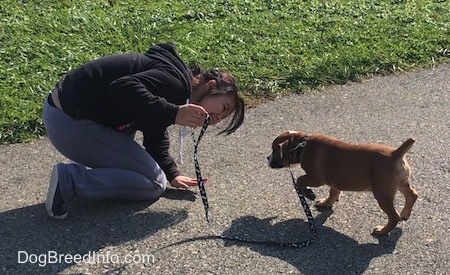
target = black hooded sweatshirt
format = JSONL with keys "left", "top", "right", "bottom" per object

{"left": 58, "top": 43, "right": 192, "bottom": 182}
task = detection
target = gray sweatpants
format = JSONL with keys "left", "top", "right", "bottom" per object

{"left": 42, "top": 97, "right": 167, "bottom": 202}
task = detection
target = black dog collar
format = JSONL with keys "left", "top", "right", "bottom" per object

{"left": 289, "top": 136, "right": 308, "bottom": 161}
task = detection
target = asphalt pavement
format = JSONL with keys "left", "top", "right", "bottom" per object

{"left": 1, "top": 64, "right": 449, "bottom": 274}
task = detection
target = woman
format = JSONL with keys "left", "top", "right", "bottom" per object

{"left": 43, "top": 42, "right": 245, "bottom": 219}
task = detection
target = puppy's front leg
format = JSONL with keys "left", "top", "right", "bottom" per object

{"left": 316, "top": 187, "right": 341, "bottom": 209}
{"left": 296, "top": 175, "right": 317, "bottom": 200}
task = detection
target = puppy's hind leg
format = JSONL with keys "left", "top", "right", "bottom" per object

{"left": 398, "top": 179, "right": 418, "bottom": 220}
{"left": 372, "top": 191, "right": 401, "bottom": 236}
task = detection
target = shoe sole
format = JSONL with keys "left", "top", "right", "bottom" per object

{"left": 45, "top": 165, "right": 68, "bottom": 220}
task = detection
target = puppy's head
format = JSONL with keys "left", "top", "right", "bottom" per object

{"left": 267, "top": 131, "right": 308, "bottom": 168}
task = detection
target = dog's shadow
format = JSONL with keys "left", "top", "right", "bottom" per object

{"left": 220, "top": 211, "right": 402, "bottom": 275}
{"left": 0, "top": 199, "right": 188, "bottom": 274}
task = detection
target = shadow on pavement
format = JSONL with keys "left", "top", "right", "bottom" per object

{"left": 161, "top": 188, "right": 197, "bottom": 202}
{"left": 0, "top": 200, "right": 187, "bottom": 274}
{"left": 221, "top": 212, "right": 402, "bottom": 275}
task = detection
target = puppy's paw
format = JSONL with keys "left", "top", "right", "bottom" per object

{"left": 315, "top": 198, "right": 334, "bottom": 209}
{"left": 400, "top": 209, "right": 412, "bottom": 220}
{"left": 304, "top": 188, "right": 316, "bottom": 200}
{"left": 296, "top": 187, "right": 316, "bottom": 200}
{"left": 400, "top": 214, "right": 410, "bottom": 221}
{"left": 371, "top": 225, "right": 389, "bottom": 237}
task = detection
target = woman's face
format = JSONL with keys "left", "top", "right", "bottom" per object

{"left": 198, "top": 93, "right": 235, "bottom": 125}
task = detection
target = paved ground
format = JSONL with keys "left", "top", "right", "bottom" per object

{"left": 1, "top": 64, "right": 449, "bottom": 274}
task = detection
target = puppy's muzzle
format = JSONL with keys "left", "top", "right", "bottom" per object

{"left": 267, "top": 153, "right": 284, "bottom": 169}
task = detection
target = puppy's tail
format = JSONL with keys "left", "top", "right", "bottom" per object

{"left": 392, "top": 138, "right": 415, "bottom": 159}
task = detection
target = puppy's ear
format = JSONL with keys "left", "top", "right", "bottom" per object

{"left": 279, "top": 140, "right": 291, "bottom": 167}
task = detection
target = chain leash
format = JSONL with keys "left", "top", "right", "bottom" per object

{"left": 191, "top": 116, "right": 316, "bottom": 248}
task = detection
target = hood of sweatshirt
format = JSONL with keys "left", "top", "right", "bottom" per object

{"left": 144, "top": 42, "right": 193, "bottom": 99}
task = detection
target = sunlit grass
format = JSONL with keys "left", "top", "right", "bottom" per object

{"left": 1, "top": 0, "right": 449, "bottom": 143}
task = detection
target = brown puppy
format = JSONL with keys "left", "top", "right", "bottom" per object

{"left": 267, "top": 131, "right": 418, "bottom": 236}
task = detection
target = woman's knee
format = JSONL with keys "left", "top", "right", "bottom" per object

{"left": 152, "top": 178, "right": 167, "bottom": 199}
{"left": 140, "top": 173, "right": 167, "bottom": 200}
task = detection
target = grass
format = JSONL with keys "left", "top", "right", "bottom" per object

{"left": 1, "top": 0, "right": 449, "bottom": 144}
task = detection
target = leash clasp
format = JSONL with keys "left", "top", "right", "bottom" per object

{"left": 290, "top": 136, "right": 307, "bottom": 152}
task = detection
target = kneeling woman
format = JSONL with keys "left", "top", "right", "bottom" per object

{"left": 43, "top": 42, "right": 245, "bottom": 219}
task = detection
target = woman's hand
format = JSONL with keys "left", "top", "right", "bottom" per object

{"left": 170, "top": 175, "right": 208, "bottom": 189}
{"left": 175, "top": 104, "right": 208, "bottom": 128}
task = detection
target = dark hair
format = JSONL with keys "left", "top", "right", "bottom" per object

{"left": 190, "top": 64, "right": 245, "bottom": 135}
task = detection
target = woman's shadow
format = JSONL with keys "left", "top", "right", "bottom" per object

{"left": 220, "top": 210, "right": 402, "bottom": 275}
{"left": 0, "top": 198, "right": 187, "bottom": 274}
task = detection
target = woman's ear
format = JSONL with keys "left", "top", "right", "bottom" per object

{"left": 206, "top": 79, "right": 217, "bottom": 90}
{"left": 191, "top": 79, "right": 217, "bottom": 103}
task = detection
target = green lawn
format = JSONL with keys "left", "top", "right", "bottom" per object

{"left": 1, "top": 0, "right": 449, "bottom": 144}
